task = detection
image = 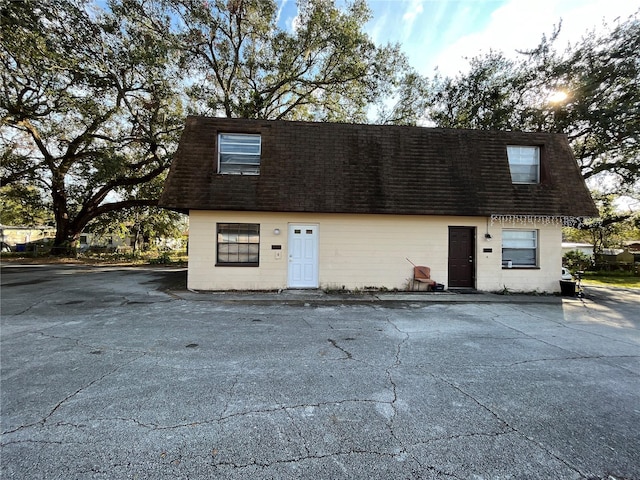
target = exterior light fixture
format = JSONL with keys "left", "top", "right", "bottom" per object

{"left": 273, "top": 228, "right": 280, "bottom": 235}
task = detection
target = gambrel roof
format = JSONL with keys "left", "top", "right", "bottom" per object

{"left": 159, "top": 116, "right": 598, "bottom": 218}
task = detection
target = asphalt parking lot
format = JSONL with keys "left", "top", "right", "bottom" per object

{"left": 1, "top": 264, "right": 639, "bottom": 479}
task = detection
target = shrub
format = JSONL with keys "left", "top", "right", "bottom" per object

{"left": 563, "top": 250, "right": 592, "bottom": 273}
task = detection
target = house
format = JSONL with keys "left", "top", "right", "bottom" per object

{"left": 624, "top": 240, "right": 640, "bottom": 253}
{"left": 0, "top": 224, "right": 56, "bottom": 251}
{"left": 561, "top": 242, "right": 594, "bottom": 257}
{"left": 596, "top": 248, "right": 636, "bottom": 270}
{"left": 78, "top": 233, "right": 128, "bottom": 252}
{"left": 159, "top": 117, "right": 598, "bottom": 292}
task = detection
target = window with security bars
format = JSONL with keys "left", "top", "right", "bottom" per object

{"left": 507, "top": 146, "right": 540, "bottom": 184}
{"left": 218, "top": 133, "right": 261, "bottom": 175}
{"left": 502, "top": 230, "right": 537, "bottom": 267}
{"left": 216, "top": 223, "right": 260, "bottom": 266}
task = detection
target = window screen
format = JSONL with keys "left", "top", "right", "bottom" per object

{"left": 502, "top": 230, "right": 537, "bottom": 266}
{"left": 218, "top": 134, "right": 261, "bottom": 175}
{"left": 217, "top": 223, "right": 260, "bottom": 265}
{"left": 507, "top": 146, "right": 540, "bottom": 184}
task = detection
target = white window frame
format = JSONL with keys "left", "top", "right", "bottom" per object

{"left": 218, "top": 133, "right": 261, "bottom": 175}
{"left": 502, "top": 229, "right": 538, "bottom": 267}
{"left": 507, "top": 146, "right": 540, "bottom": 184}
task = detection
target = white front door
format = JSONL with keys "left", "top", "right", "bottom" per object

{"left": 288, "top": 225, "right": 319, "bottom": 288}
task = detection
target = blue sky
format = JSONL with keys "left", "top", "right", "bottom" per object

{"left": 276, "top": 0, "right": 638, "bottom": 77}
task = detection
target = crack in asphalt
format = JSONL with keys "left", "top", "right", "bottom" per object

{"left": 501, "top": 303, "right": 639, "bottom": 349}
{"left": 431, "top": 373, "right": 589, "bottom": 479}
{"left": 212, "top": 448, "right": 395, "bottom": 468}
{"left": 5, "top": 296, "right": 56, "bottom": 316}
{"left": 2, "top": 333, "right": 598, "bottom": 479}
{"left": 281, "top": 403, "right": 311, "bottom": 458}
{"left": 506, "top": 354, "right": 640, "bottom": 368}
{"left": 95, "top": 398, "right": 395, "bottom": 431}
{"left": 208, "top": 448, "right": 462, "bottom": 478}
{"left": 384, "top": 316, "right": 430, "bottom": 475}
{"left": 1, "top": 353, "right": 147, "bottom": 436}
{"left": 326, "top": 338, "right": 353, "bottom": 359}
{"left": 4, "top": 284, "right": 636, "bottom": 478}
{"left": 485, "top": 305, "right": 640, "bottom": 377}
{"left": 0, "top": 439, "right": 72, "bottom": 447}
{"left": 33, "top": 330, "right": 149, "bottom": 355}
{"left": 218, "top": 360, "right": 249, "bottom": 421}
{"left": 385, "top": 317, "right": 409, "bottom": 422}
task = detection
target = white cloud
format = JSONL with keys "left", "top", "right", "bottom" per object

{"left": 403, "top": 0, "right": 424, "bottom": 22}
{"left": 427, "top": 0, "right": 638, "bottom": 76}
{"left": 275, "top": 0, "right": 289, "bottom": 24}
{"left": 402, "top": 0, "right": 425, "bottom": 39}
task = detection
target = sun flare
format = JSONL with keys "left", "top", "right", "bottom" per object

{"left": 548, "top": 90, "right": 569, "bottom": 103}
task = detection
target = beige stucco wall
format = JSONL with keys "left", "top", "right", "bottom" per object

{"left": 188, "top": 210, "right": 563, "bottom": 292}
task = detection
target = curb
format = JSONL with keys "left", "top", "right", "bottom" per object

{"left": 166, "top": 290, "right": 565, "bottom": 305}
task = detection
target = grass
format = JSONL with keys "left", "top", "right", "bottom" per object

{"left": 580, "top": 271, "right": 640, "bottom": 289}
{"left": 1, "top": 249, "right": 188, "bottom": 266}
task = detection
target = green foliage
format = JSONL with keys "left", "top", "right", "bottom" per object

{"left": 1, "top": 0, "right": 415, "bottom": 250}
{"left": 3, "top": 0, "right": 636, "bottom": 252}
{"left": 168, "top": 0, "right": 412, "bottom": 122}
{"left": 375, "top": 69, "right": 431, "bottom": 126}
{"left": 429, "top": 51, "right": 524, "bottom": 130}
{"left": 87, "top": 206, "right": 187, "bottom": 252}
{"left": 562, "top": 250, "right": 592, "bottom": 273}
{"left": 148, "top": 251, "right": 175, "bottom": 264}
{"left": 0, "top": 184, "right": 52, "bottom": 226}
{"left": 578, "top": 193, "right": 639, "bottom": 252}
{"left": 1, "top": 0, "right": 183, "bottom": 251}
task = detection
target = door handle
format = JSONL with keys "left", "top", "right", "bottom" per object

{"left": 468, "top": 256, "right": 473, "bottom": 263}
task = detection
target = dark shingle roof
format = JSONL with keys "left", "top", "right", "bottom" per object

{"left": 159, "top": 116, "right": 598, "bottom": 218}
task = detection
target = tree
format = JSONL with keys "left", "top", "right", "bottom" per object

{"left": 563, "top": 193, "right": 639, "bottom": 256}
{"left": 1, "top": 0, "right": 183, "bottom": 252}
{"left": 87, "top": 206, "right": 187, "bottom": 253}
{"left": 1, "top": 0, "right": 415, "bottom": 254}
{"left": 375, "top": 70, "right": 431, "bottom": 126}
{"left": 427, "top": 12, "right": 640, "bottom": 192}
{"left": 428, "top": 51, "right": 525, "bottom": 131}
{"left": 168, "top": 0, "right": 412, "bottom": 122}
{"left": 0, "top": 184, "right": 52, "bottom": 226}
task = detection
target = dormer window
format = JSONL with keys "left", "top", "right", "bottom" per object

{"left": 218, "top": 133, "right": 261, "bottom": 175}
{"left": 507, "top": 146, "right": 539, "bottom": 184}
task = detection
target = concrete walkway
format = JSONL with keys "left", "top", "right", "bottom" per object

{"left": 1, "top": 264, "right": 639, "bottom": 479}
{"left": 174, "top": 288, "right": 564, "bottom": 305}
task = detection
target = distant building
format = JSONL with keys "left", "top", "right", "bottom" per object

{"left": 0, "top": 225, "right": 56, "bottom": 251}
{"left": 624, "top": 240, "right": 640, "bottom": 253}
{"left": 561, "top": 242, "right": 594, "bottom": 257}
{"left": 597, "top": 248, "right": 635, "bottom": 269}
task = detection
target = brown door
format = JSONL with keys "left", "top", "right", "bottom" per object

{"left": 448, "top": 227, "right": 475, "bottom": 288}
